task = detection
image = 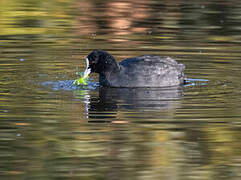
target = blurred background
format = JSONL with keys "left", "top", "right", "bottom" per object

{"left": 1, "top": 0, "right": 241, "bottom": 179}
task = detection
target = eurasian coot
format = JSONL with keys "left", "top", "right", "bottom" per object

{"left": 83, "top": 50, "right": 186, "bottom": 87}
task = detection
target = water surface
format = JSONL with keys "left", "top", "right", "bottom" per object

{"left": 1, "top": 0, "right": 241, "bottom": 179}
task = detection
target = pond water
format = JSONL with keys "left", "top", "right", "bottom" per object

{"left": 1, "top": 0, "right": 241, "bottom": 179}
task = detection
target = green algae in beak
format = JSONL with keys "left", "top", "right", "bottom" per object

{"left": 73, "top": 72, "right": 89, "bottom": 86}
{"left": 74, "top": 58, "right": 91, "bottom": 86}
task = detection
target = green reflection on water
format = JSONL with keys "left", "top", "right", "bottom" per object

{"left": 1, "top": 0, "right": 241, "bottom": 179}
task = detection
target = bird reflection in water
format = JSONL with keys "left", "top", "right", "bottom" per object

{"left": 87, "top": 86, "right": 184, "bottom": 122}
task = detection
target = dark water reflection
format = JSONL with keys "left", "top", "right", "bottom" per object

{"left": 1, "top": 0, "right": 241, "bottom": 179}
{"left": 88, "top": 86, "right": 184, "bottom": 122}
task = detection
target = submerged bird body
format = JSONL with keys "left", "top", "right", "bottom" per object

{"left": 84, "top": 50, "right": 186, "bottom": 87}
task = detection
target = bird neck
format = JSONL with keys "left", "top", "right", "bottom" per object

{"left": 101, "top": 57, "right": 120, "bottom": 75}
